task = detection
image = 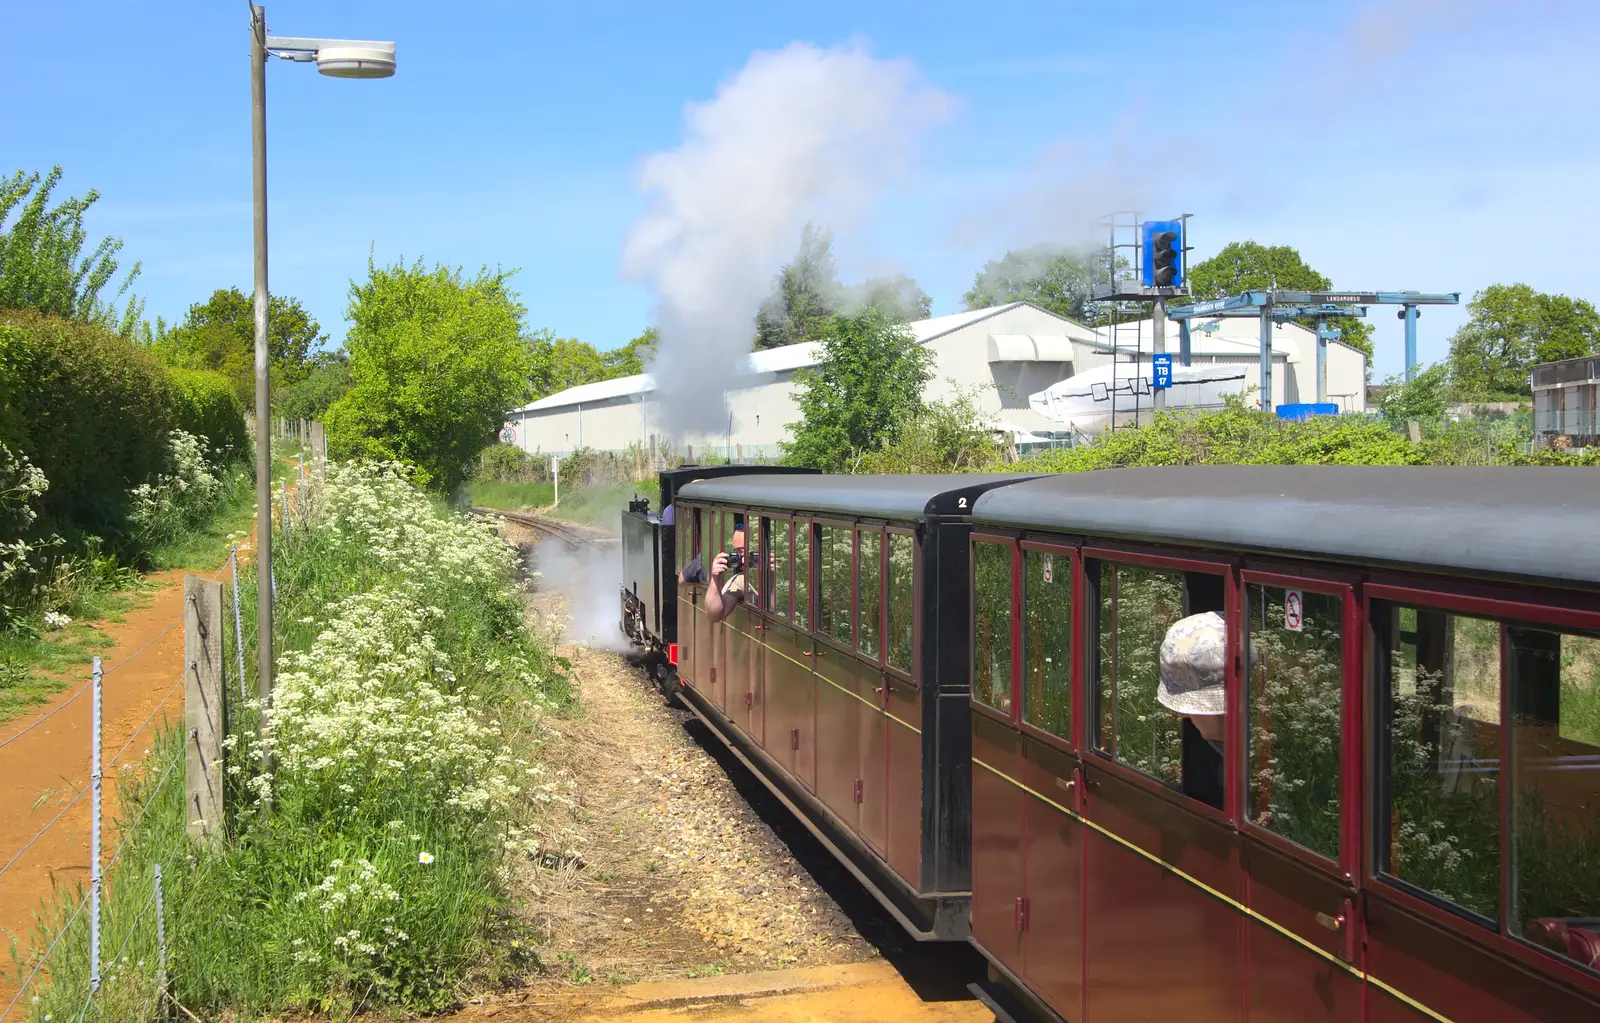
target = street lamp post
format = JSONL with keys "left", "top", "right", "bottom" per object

{"left": 248, "top": 6, "right": 394, "bottom": 717}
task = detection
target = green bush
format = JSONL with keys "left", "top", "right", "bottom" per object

{"left": 169, "top": 367, "right": 248, "bottom": 462}
{"left": 1016, "top": 396, "right": 1428, "bottom": 473}
{"left": 0, "top": 308, "right": 177, "bottom": 539}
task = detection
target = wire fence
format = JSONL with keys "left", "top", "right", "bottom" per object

{"left": 0, "top": 545, "right": 256, "bottom": 1023}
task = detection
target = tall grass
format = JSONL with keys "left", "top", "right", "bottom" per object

{"left": 17, "top": 462, "right": 572, "bottom": 1020}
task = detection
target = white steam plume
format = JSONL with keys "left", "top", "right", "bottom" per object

{"left": 620, "top": 42, "right": 953, "bottom": 436}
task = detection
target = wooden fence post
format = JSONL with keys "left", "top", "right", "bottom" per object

{"left": 185, "top": 575, "right": 226, "bottom": 846}
{"left": 310, "top": 421, "right": 326, "bottom": 473}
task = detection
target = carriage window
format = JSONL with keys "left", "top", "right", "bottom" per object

{"left": 677, "top": 508, "right": 691, "bottom": 575}
{"left": 973, "top": 541, "right": 1014, "bottom": 714}
{"left": 1022, "top": 550, "right": 1070, "bottom": 739}
{"left": 817, "top": 525, "right": 853, "bottom": 645}
{"left": 1509, "top": 626, "right": 1600, "bottom": 973}
{"left": 887, "top": 532, "right": 914, "bottom": 673}
{"left": 859, "top": 531, "right": 882, "bottom": 659}
{"left": 793, "top": 520, "right": 811, "bottom": 630}
{"left": 770, "top": 518, "right": 790, "bottom": 617}
{"left": 1247, "top": 585, "right": 1343, "bottom": 861}
{"left": 1095, "top": 562, "right": 1219, "bottom": 806}
{"left": 1378, "top": 604, "right": 1501, "bottom": 921}
{"left": 701, "top": 508, "right": 716, "bottom": 584}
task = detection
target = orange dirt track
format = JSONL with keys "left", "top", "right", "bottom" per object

{"left": 0, "top": 563, "right": 224, "bottom": 1009}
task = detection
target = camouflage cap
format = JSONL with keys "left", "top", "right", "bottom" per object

{"left": 1157, "top": 611, "right": 1227, "bottom": 717}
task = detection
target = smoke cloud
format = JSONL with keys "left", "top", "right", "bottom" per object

{"left": 529, "top": 540, "right": 633, "bottom": 655}
{"left": 620, "top": 42, "right": 954, "bottom": 436}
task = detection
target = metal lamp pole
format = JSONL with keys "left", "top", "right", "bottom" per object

{"left": 247, "top": 5, "right": 395, "bottom": 714}
{"left": 250, "top": 5, "right": 274, "bottom": 714}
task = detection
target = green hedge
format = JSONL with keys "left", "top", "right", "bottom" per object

{"left": 170, "top": 367, "right": 248, "bottom": 461}
{"left": 0, "top": 309, "right": 248, "bottom": 543}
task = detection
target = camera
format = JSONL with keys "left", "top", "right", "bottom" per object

{"left": 723, "top": 547, "right": 744, "bottom": 576}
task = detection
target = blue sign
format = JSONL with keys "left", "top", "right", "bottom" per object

{"left": 1275, "top": 403, "right": 1339, "bottom": 421}
{"left": 1152, "top": 353, "right": 1173, "bottom": 390}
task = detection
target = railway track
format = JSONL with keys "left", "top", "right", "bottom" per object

{"left": 473, "top": 506, "right": 614, "bottom": 548}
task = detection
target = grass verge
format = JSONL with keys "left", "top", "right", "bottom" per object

{"left": 14, "top": 461, "right": 572, "bottom": 1021}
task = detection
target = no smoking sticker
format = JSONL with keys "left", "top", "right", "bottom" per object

{"left": 1043, "top": 554, "right": 1054, "bottom": 583}
{"left": 1285, "top": 590, "right": 1304, "bottom": 632}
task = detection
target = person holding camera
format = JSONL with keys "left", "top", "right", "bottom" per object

{"left": 681, "top": 522, "right": 755, "bottom": 625}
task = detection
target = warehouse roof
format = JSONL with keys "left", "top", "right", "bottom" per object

{"left": 511, "top": 302, "right": 1090, "bottom": 415}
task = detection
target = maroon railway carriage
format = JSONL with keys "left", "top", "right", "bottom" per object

{"left": 964, "top": 466, "right": 1600, "bottom": 1023}
{"left": 670, "top": 473, "right": 1042, "bottom": 939}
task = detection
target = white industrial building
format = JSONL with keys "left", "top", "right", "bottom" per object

{"left": 501, "top": 302, "right": 1368, "bottom": 457}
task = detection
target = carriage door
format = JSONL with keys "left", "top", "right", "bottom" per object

{"left": 1239, "top": 573, "right": 1364, "bottom": 1022}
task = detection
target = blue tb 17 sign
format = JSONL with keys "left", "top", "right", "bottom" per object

{"left": 1152, "top": 353, "right": 1173, "bottom": 390}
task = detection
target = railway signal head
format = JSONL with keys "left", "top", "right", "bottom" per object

{"left": 1142, "top": 219, "right": 1184, "bottom": 289}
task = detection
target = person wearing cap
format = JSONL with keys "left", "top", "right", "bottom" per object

{"left": 1158, "top": 610, "right": 1229, "bottom": 810}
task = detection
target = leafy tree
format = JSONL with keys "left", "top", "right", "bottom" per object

{"left": 843, "top": 274, "right": 931, "bottom": 323}
{"left": 325, "top": 258, "right": 534, "bottom": 492}
{"left": 755, "top": 223, "right": 841, "bottom": 350}
{"left": 1447, "top": 283, "right": 1600, "bottom": 398}
{"left": 754, "top": 224, "right": 931, "bottom": 350}
{"left": 964, "top": 245, "right": 1099, "bottom": 321}
{"left": 782, "top": 309, "right": 934, "bottom": 471}
{"left": 277, "top": 350, "right": 352, "bottom": 421}
{"left": 1376, "top": 361, "right": 1451, "bottom": 426}
{"left": 0, "top": 166, "right": 141, "bottom": 328}
{"left": 527, "top": 330, "right": 606, "bottom": 398}
{"left": 150, "top": 286, "right": 324, "bottom": 405}
{"left": 603, "top": 327, "right": 656, "bottom": 377}
{"left": 1188, "top": 241, "right": 1374, "bottom": 360}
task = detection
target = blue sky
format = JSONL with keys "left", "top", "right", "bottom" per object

{"left": 3, "top": 0, "right": 1595, "bottom": 379}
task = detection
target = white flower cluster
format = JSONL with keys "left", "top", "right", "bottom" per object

{"left": 240, "top": 585, "right": 528, "bottom": 818}
{"left": 319, "top": 461, "right": 517, "bottom": 589}
{"left": 286, "top": 858, "right": 409, "bottom": 967}
{"left": 129, "top": 429, "right": 226, "bottom": 543}
{"left": 0, "top": 443, "right": 59, "bottom": 617}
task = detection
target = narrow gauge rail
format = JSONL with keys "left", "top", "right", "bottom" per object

{"left": 472, "top": 506, "right": 609, "bottom": 549}
{"left": 618, "top": 465, "right": 1600, "bottom": 1023}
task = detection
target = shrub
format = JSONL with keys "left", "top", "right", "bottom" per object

{"left": 0, "top": 308, "right": 177, "bottom": 540}
{"left": 474, "top": 442, "right": 545, "bottom": 484}
{"left": 1016, "top": 396, "right": 1427, "bottom": 473}
{"left": 169, "top": 368, "right": 248, "bottom": 462}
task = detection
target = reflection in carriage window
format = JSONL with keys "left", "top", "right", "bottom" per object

{"left": 794, "top": 521, "right": 811, "bottom": 630}
{"left": 972, "top": 542, "right": 1013, "bottom": 714}
{"left": 817, "top": 525, "right": 854, "bottom": 645}
{"left": 1022, "top": 550, "right": 1071, "bottom": 739}
{"left": 1094, "top": 562, "right": 1193, "bottom": 796}
{"left": 1379, "top": 604, "right": 1501, "bottom": 921}
{"left": 770, "top": 519, "right": 791, "bottom": 617}
{"left": 1509, "top": 627, "right": 1600, "bottom": 974}
{"left": 1247, "top": 585, "right": 1343, "bottom": 861}
{"left": 887, "top": 533, "right": 914, "bottom": 673}
{"left": 859, "top": 531, "right": 882, "bottom": 659}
